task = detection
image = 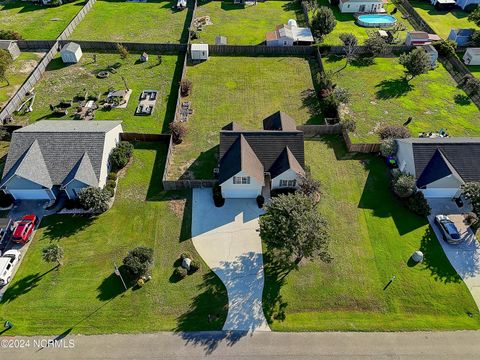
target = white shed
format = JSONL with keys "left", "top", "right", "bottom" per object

{"left": 60, "top": 42, "right": 83, "bottom": 64}
{"left": 191, "top": 43, "right": 209, "bottom": 61}
{"left": 417, "top": 44, "right": 438, "bottom": 68}
{"left": 463, "top": 48, "right": 480, "bottom": 66}
{"left": 0, "top": 41, "right": 20, "bottom": 60}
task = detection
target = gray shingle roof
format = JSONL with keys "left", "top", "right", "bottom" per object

{"left": 2, "top": 120, "right": 122, "bottom": 188}
{"left": 416, "top": 149, "right": 464, "bottom": 188}
{"left": 269, "top": 146, "right": 305, "bottom": 179}
{"left": 62, "top": 152, "right": 98, "bottom": 188}
{"left": 262, "top": 111, "right": 297, "bottom": 131}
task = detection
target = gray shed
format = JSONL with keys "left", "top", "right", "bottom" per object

{"left": 0, "top": 41, "right": 21, "bottom": 60}
{"left": 60, "top": 42, "right": 83, "bottom": 64}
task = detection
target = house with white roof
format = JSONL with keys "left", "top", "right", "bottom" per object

{"left": 266, "top": 20, "right": 314, "bottom": 46}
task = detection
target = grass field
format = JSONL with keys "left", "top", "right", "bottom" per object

{"left": 14, "top": 53, "right": 182, "bottom": 133}
{"left": 167, "top": 56, "right": 323, "bottom": 180}
{"left": 0, "top": 52, "right": 43, "bottom": 110}
{"left": 192, "top": 0, "right": 304, "bottom": 45}
{"left": 315, "top": 0, "right": 413, "bottom": 45}
{"left": 409, "top": 1, "right": 479, "bottom": 39}
{"left": 468, "top": 65, "right": 480, "bottom": 78}
{"left": 0, "top": 0, "right": 84, "bottom": 39}
{"left": 71, "top": 0, "right": 189, "bottom": 43}
{"left": 0, "top": 142, "right": 228, "bottom": 335}
{"left": 323, "top": 56, "right": 480, "bottom": 143}
{"left": 263, "top": 137, "right": 480, "bottom": 331}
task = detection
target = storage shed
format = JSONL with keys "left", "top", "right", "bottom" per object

{"left": 60, "top": 42, "right": 83, "bottom": 64}
{"left": 191, "top": 43, "right": 209, "bottom": 61}
{"left": 0, "top": 41, "right": 20, "bottom": 60}
{"left": 417, "top": 44, "right": 438, "bottom": 68}
{"left": 464, "top": 48, "right": 480, "bottom": 66}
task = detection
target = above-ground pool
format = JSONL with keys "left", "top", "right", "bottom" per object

{"left": 357, "top": 14, "right": 397, "bottom": 28}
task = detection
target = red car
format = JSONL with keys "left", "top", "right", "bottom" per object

{"left": 12, "top": 215, "right": 37, "bottom": 244}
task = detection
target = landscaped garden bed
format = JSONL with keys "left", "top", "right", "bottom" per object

{"left": 14, "top": 52, "right": 182, "bottom": 133}
{"left": 70, "top": 0, "right": 190, "bottom": 43}
{"left": 0, "top": 142, "right": 228, "bottom": 335}
{"left": 0, "top": 0, "right": 85, "bottom": 39}
{"left": 262, "top": 136, "right": 480, "bottom": 331}
{"left": 323, "top": 55, "right": 480, "bottom": 143}
{"left": 167, "top": 55, "right": 323, "bottom": 180}
{"left": 192, "top": 0, "right": 305, "bottom": 45}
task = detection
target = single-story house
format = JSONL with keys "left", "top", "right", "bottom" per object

{"left": 434, "top": 0, "right": 480, "bottom": 10}
{"left": 191, "top": 43, "right": 209, "bottom": 61}
{"left": 0, "top": 121, "right": 123, "bottom": 201}
{"left": 463, "top": 48, "right": 480, "bottom": 65}
{"left": 0, "top": 40, "right": 20, "bottom": 60}
{"left": 417, "top": 44, "right": 438, "bottom": 68}
{"left": 455, "top": 0, "right": 480, "bottom": 9}
{"left": 337, "top": 0, "right": 386, "bottom": 13}
{"left": 266, "top": 20, "right": 314, "bottom": 46}
{"left": 447, "top": 28, "right": 475, "bottom": 46}
{"left": 60, "top": 42, "right": 83, "bottom": 64}
{"left": 218, "top": 111, "right": 305, "bottom": 199}
{"left": 405, "top": 31, "right": 441, "bottom": 46}
{"left": 395, "top": 137, "right": 480, "bottom": 199}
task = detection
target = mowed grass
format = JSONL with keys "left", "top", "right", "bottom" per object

{"left": 168, "top": 56, "right": 323, "bottom": 179}
{"left": 192, "top": 0, "right": 304, "bottom": 45}
{"left": 263, "top": 137, "right": 480, "bottom": 331}
{"left": 0, "top": 0, "right": 85, "bottom": 39}
{"left": 15, "top": 53, "right": 182, "bottom": 133}
{"left": 323, "top": 56, "right": 480, "bottom": 143}
{"left": 0, "top": 52, "right": 43, "bottom": 109}
{"left": 0, "top": 142, "right": 228, "bottom": 335}
{"left": 71, "top": 0, "right": 189, "bottom": 43}
{"left": 409, "top": 1, "right": 479, "bottom": 39}
{"left": 315, "top": 0, "right": 413, "bottom": 45}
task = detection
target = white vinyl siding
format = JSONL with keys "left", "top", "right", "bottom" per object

{"left": 279, "top": 179, "right": 296, "bottom": 187}
{"left": 221, "top": 171, "right": 262, "bottom": 198}
{"left": 233, "top": 176, "right": 251, "bottom": 185}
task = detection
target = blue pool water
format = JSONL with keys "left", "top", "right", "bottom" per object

{"left": 357, "top": 14, "right": 397, "bottom": 27}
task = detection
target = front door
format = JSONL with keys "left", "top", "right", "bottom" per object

{"left": 359, "top": 4, "right": 366, "bottom": 12}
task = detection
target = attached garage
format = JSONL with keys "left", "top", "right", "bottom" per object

{"left": 221, "top": 186, "right": 261, "bottom": 199}
{"left": 420, "top": 188, "right": 460, "bottom": 199}
{"left": 8, "top": 189, "right": 53, "bottom": 200}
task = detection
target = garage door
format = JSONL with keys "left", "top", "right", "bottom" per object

{"left": 221, "top": 187, "right": 261, "bottom": 199}
{"left": 9, "top": 189, "right": 52, "bottom": 200}
{"left": 421, "top": 188, "right": 459, "bottom": 199}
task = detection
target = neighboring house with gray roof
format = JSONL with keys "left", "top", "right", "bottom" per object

{"left": 218, "top": 112, "right": 305, "bottom": 199}
{"left": 1, "top": 120, "right": 123, "bottom": 201}
{"left": 395, "top": 137, "right": 480, "bottom": 199}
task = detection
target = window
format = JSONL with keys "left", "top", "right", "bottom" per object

{"left": 279, "top": 179, "right": 296, "bottom": 187}
{"left": 233, "top": 176, "right": 251, "bottom": 185}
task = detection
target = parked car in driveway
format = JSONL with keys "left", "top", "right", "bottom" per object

{"left": 0, "top": 249, "right": 21, "bottom": 286}
{"left": 435, "top": 215, "right": 462, "bottom": 244}
{"left": 0, "top": 218, "right": 13, "bottom": 256}
{"left": 12, "top": 214, "right": 37, "bottom": 244}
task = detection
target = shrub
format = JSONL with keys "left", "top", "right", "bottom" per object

{"left": 256, "top": 195, "right": 265, "bottom": 208}
{"left": 169, "top": 122, "right": 187, "bottom": 144}
{"left": 380, "top": 138, "right": 397, "bottom": 157}
{"left": 298, "top": 174, "right": 321, "bottom": 204}
{"left": 317, "top": 71, "right": 335, "bottom": 98}
{"left": 433, "top": 40, "right": 457, "bottom": 56}
{"left": 392, "top": 173, "right": 416, "bottom": 198}
{"left": 465, "top": 212, "right": 478, "bottom": 226}
{"left": 123, "top": 247, "right": 154, "bottom": 279}
{"left": 78, "top": 187, "right": 110, "bottom": 213}
{"left": 340, "top": 118, "right": 356, "bottom": 133}
{"left": 377, "top": 125, "right": 411, "bottom": 140}
{"left": 0, "top": 191, "right": 13, "bottom": 208}
{"left": 189, "top": 260, "right": 200, "bottom": 273}
{"left": 180, "top": 79, "right": 193, "bottom": 97}
{"left": 109, "top": 141, "right": 133, "bottom": 171}
{"left": 106, "top": 179, "right": 116, "bottom": 189}
{"left": 462, "top": 182, "right": 480, "bottom": 215}
{"left": 213, "top": 183, "right": 225, "bottom": 207}
{"left": 50, "top": 0, "right": 62, "bottom": 6}
{"left": 107, "top": 172, "right": 118, "bottom": 181}
{"left": 116, "top": 43, "right": 129, "bottom": 59}
{"left": 180, "top": 252, "right": 191, "bottom": 260}
{"left": 65, "top": 198, "right": 80, "bottom": 209}
{"left": 174, "top": 266, "right": 188, "bottom": 279}
{"left": 405, "top": 192, "right": 431, "bottom": 217}
{"left": 472, "top": 30, "right": 480, "bottom": 46}
{"left": 105, "top": 185, "right": 115, "bottom": 198}
{"left": 0, "top": 30, "right": 22, "bottom": 40}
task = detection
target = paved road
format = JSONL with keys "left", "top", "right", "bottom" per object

{"left": 1, "top": 331, "right": 480, "bottom": 359}
{"left": 191, "top": 189, "right": 270, "bottom": 332}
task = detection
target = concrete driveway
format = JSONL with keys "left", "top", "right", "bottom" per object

{"left": 428, "top": 198, "right": 480, "bottom": 310}
{"left": 191, "top": 188, "right": 270, "bottom": 332}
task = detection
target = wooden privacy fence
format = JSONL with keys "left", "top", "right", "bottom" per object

{"left": 298, "top": 124, "right": 342, "bottom": 137}
{"left": 327, "top": 45, "right": 413, "bottom": 56}
{"left": 163, "top": 179, "right": 216, "bottom": 191}
{"left": 121, "top": 133, "right": 171, "bottom": 142}
{"left": 207, "top": 44, "right": 316, "bottom": 56}
{"left": 342, "top": 130, "right": 380, "bottom": 153}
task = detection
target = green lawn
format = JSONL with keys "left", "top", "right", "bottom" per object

{"left": 168, "top": 56, "right": 323, "bottom": 180}
{"left": 315, "top": 0, "right": 413, "bottom": 45}
{"left": 0, "top": 52, "right": 43, "bottom": 110}
{"left": 14, "top": 53, "right": 182, "bottom": 133}
{"left": 409, "top": 0, "right": 479, "bottom": 39}
{"left": 263, "top": 137, "right": 480, "bottom": 331}
{"left": 0, "top": 0, "right": 85, "bottom": 39}
{"left": 468, "top": 65, "right": 480, "bottom": 78}
{"left": 192, "top": 0, "right": 304, "bottom": 45}
{"left": 0, "top": 142, "right": 228, "bottom": 335}
{"left": 323, "top": 56, "right": 480, "bottom": 143}
{"left": 71, "top": 0, "right": 189, "bottom": 43}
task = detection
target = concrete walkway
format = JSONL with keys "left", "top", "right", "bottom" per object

{"left": 2, "top": 331, "right": 480, "bottom": 359}
{"left": 191, "top": 189, "right": 270, "bottom": 332}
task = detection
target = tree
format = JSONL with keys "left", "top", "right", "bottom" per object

{"left": 180, "top": 78, "right": 192, "bottom": 97}
{"left": 311, "top": 7, "right": 336, "bottom": 41}
{"left": 392, "top": 173, "right": 416, "bottom": 198}
{"left": 468, "top": 7, "right": 480, "bottom": 27}
{"left": 316, "top": 70, "right": 335, "bottom": 98}
{"left": 472, "top": 30, "right": 480, "bottom": 46}
{"left": 364, "top": 32, "right": 388, "bottom": 56}
{"left": 116, "top": 43, "right": 129, "bottom": 59}
{"left": 0, "top": 50, "right": 13, "bottom": 86}
{"left": 0, "top": 30, "right": 22, "bottom": 40}
{"left": 169, "top": 122, "right": 187, "bottom": 144}
{"left": 405, "top": 192, "right": 431, "bottom": 217}
{"left": 462, "top": 75, "right": 480, "bottom": 95}
{"left": 78, "top": 187, "right": 110, "bottom": 213}
{"left": 298, "top": 173, "right": 321, "bottom": 204}
{"left": 42, "top": 244, "right": 64, "bottom": 267}
{"left": 462, "top": 182, "right": 480, "bottom": 215}
{"left": 339, "top": 33, "right": 358, "bottom": 66}
{"left": 433, "top": 40, "right": 457, "bottom": 56}
{"left": 390, "top": 22, "right": 407, "bottom": 41}
{"left": 259, "top": 193, "right": 330, "bottom": 264}
{"left": 109, "top": 141, "right": 133, "bottom": 171}
{"left": 123, "top": 247, "right": 154, "bottom": 279}
{"left": 398, "top": 48, "right": 430, "bottom": 81}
